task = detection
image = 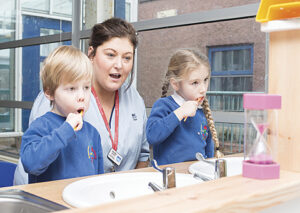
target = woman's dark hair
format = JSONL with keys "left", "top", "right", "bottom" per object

{"left": 88, "top": 18, "right": 138, "bottom": 88}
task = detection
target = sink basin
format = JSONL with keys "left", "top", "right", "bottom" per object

{"left": 189, "top": 156, "right": 244, "bottom": 179}
{"left": 63, "top": 172, "right": 202, "bottom": 208}
{"left": 0, "top": 189, "right": 68, "bottom": 213}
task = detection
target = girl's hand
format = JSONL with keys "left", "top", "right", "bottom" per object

{"left": 174, "top": 100, "right": 199, "bottom": 121}
{"left": 66, "top": 113, "right": 83, "bottom": 131}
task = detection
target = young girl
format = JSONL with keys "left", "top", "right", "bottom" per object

{"left": 146, "top": 49, "right": 223, "bottom": 165}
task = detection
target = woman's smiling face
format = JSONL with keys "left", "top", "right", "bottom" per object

{"left": 90, "top": 37, "right": 134, "bottom": 93}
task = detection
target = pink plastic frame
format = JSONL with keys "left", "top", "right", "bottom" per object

{"left": 243, "top": 93, "right": 281, "bottom": 110}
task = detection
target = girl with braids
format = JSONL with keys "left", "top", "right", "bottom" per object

{"left": 146, "top": 49, "right": 223, "bottom": 165}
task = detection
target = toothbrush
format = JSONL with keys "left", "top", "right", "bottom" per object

{"left": 74, "top": 109, "right": 84, "bottom": 130}
{"left": 184, "top": 97, "right": 203, "bottom": 122}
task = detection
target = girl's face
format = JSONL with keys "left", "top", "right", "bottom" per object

{"left": 47, "top": 78, "right": 91, "bottom": 117}
{"left": 172, "top": 65, "right": 210, "bottom": 104}
{"left": 90, "top": 37, "right": 134, "bottom": 93}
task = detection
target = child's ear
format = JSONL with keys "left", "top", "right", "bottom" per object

{"left": 88, "top": 46, "right": 94, "bottom": 61}
{"left": 170, "top": 78, "right": 179, "bottom": 91}
{"left": 44, "top": 89, "right": 54, "bottom": 101}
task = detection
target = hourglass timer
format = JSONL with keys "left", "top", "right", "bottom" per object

{"left": 242, "top": 93, "right": 281, "bottom": 179}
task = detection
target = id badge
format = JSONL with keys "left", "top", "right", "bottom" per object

{"left": 107, "top": 148, "right": 123, "bottom": 166}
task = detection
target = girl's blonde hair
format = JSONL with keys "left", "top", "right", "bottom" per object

{"left": 40, "top": 45, "right": 93, "bottom": 97}
{"left": 162, "top": 48, "right": 222, "bottom": 157}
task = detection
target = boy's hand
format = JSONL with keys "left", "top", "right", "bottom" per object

{"left": 174, "top": 100, "right": 199, "bottom": 121}
{"left": 66, "top": 113, "right": 83, "bottom": 131}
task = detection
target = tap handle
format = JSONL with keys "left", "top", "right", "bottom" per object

{"left": 214, "top": 159, "right": 227, "bottom": 179}
{"left": 195, "top": 152, "right": 215, "bottom": 166}
{"left": 151, "top": 159, "right": 163, "bottom": 173}
{"left": 163, "top": 167, "right": 176, "bottom": 189}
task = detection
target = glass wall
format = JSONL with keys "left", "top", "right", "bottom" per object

{"left": 0, "top": 1, "right": 16, "bottom": 42}
{"left": 0, "top": 1, "right": 16, "bottom": 133}
{"left": 136, "top": 1, "right": 264, "bottom": 155}
{"left": 0, "top": 48, "right": 15, "bottom": 132}
{"left": 0, "top": 0, "right": 73, "bottom": 160}
{"left": 0, "top": 0, "right": 265, "bottom": 158}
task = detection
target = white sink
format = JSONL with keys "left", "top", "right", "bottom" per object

{"left": 189, "top": 157, "right": 244, "bottom": 179}
{"left": 62, "top": 172, "right": 202, "bottom": 208}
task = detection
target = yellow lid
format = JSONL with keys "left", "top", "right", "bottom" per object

{"left": 256, "top": 0, "right": 300, "bottom": 23}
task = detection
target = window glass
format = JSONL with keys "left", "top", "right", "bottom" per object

{"left": 21, "top": 0, "right": 72, "bottom": 17}
{"left": 138, "top": 0, "right": 259, "bottom": 21}
{"left": 0, "top": 107, "right": 14, "bottom": 132}
{"left": 0, "top": 1, "right": 16, "bottom": 42}
{"left": 83, "top": 0, "right": 137, "bottom": 30}
{"left": 21, "top": 0, "right": 72, "bottom": 39}
{"left": 52, "top": 0, "right": 72, "bottom": 17}
{"left": 216, "top": 123, "right": 244, "bottom": 155}
{"left": 137, "top": 18, "right": 264, "bottom": 107}
{"left": 21, "top": 0, "right": 50, "bottom": 14}
{"left": 208, "top": 45, "right": 254, "bottom": 111}
{"left": 125, "top": 2, "right": 131, "bottom": 21}
{"left": 22, "top": 15, "right": 71, "bottom": 39}
{"left": 0, "top": 48, "right": 15, "bottom": 132}
{"left": 210, "top": 45, "right": 253, "bottom": 75}
{"left": 22, "top": 42, "right": 70, "bottom": 131}
{"left": 40, "top": 28, "right": 62, "bottom": 57}
{"left": 83, "top": 0, "right": 114, "bottom": 30}
{"left": 137, "top": 17, "right": 265, "bottom": 154}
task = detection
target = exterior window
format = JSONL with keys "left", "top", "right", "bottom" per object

{"left": 208, "top": 45, "right": 253, "bottom": 111}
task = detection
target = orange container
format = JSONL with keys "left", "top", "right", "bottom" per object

{"left": 256, "top": 0, "right": 300, "bottom": 23}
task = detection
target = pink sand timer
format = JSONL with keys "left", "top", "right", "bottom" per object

{"left": 242, "top": 93, "right": 281, "bottom": 179}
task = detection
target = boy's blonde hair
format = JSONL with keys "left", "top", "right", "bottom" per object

{"left": 40, "top": 45, "right": 93, "bottom": 97}
{"left": 162, "top": 48, "right": 223, "bottom": 158}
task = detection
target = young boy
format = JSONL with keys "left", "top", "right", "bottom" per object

{"left": 21, "top": 45, "right": 104, "bottom": 183}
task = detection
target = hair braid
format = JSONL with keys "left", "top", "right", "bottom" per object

{"left": 161, "top": 71, "right": 171, "bottom": 98}
{"left": 202, "top": 98, "right": 224, "bottom": 158}
{"left": 161, "top": 80, "right": 170, "bottom": 98}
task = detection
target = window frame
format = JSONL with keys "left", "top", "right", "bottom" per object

{"left": 208, "top": 44, "right": 254, "bottom": 76}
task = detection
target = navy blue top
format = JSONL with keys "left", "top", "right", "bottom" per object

{"left": 21, "top": 112, "right": 104, "bottom": 183}
{"left": 146, "top": 96, "right": 214, "bottom": 165}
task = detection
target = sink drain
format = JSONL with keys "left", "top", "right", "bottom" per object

{"left": 109, "top": 191, "right": 116, "bottom": 199}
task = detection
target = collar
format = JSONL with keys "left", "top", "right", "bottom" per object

{"left": 171, "top": 92, "right": 203, "bottom": 109}
{"left": 171, "top": 92, "right": 185, "bottom": 106}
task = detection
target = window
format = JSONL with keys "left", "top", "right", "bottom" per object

{"left": 21, "top": 0, "right": 72, "bottom": 17}
{"left": 208, "top": 45, "right": 253, "bottom": 111}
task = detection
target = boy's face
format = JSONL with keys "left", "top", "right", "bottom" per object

{"left": 172, "top": 65, "right": 210, "bottom": 104}
{"left": 48, "top": 78, "right": 91, "bottom": 117}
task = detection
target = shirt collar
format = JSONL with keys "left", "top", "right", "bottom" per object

{"left": 171, "top": 92, "right": 203, "bottom": 109}
{"left": 171, "top": 92, "right": 185, "bottom": 106}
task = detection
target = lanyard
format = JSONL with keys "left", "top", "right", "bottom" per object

{"left": 92, "top": 87, "right": 119, "bottom": 151}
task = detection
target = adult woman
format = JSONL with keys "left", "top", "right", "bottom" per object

{"left": 14, "top": 18, "right": 149, "bottom": 184}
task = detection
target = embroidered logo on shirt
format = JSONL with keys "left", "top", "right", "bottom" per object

{"left": 200, "top": 124, "right": 209, "bottom": 140}
{"left": 132, "top": 113, "right": 137, "bottom": 121}
{"left": 88, "top": 145, "right": 97, "bottom": 163}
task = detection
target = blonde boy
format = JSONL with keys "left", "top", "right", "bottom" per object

{"left": 21, "top": 46, "right": 104, "bottom": 183}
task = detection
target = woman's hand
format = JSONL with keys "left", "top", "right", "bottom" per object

{"left": 66, "top": 113, "right": 83, "bottom": 131}
{"left": 135, "top": 160, "right": 150, "bottom": 169}
{"left": 174, "top": 100, "right": 199, "bottom": 121}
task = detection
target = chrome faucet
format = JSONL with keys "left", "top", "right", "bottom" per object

{"left": 195, "top": 152, "right": 227, "bottom": 180}
{"left": 214, "top": 158, "right": 227, "bottom": 179}
{"left": 148, "top": 159, "right": 176, "bottom": 191}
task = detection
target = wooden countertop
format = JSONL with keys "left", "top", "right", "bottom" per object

{"left": 3, "top": 159, "right": 300, "bottom": 212}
